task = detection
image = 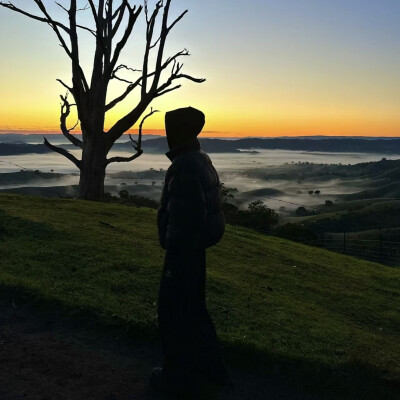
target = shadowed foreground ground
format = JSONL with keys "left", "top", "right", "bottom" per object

{"left": 0, "top": 298, "right": 304, "bottom": 400}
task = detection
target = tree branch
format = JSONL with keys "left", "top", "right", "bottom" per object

{"left": 69, "top": 0, "right": 89, "bottom": 92}
{"left": 77, "top": 3, "right": 90, "bottom": 12}
{"left": 56, "top": 78, "right": 73, "bottom": 93}
{"left": 110, "top": 64, "right": 141, "bottom": 84}
{"left": 136, "top": 107, "right": 159, "bottom": 150}
{"left": 107, "top": 0, "right": 204, "bottom": 143}
{"left": 1, "top": 0, "right": 90, "bottom": 93}
{"left": 155, "top": 84, "right": 181, "bottom": 97}
{"left": 59, "top": 94, "right": 83, "bottom": 149}
{"left": 106, "top": 107, "right": 158, "bottom": 165}
{"left": 142, "top": 0, "right": 163, "bottom": 97}
{"left": 150, "top": 0, "right": 172, "bottom": 92}
{"left": 105, "top": 49, "right": 190, "bottom": 112}
{"left": 153, "top": 59, "right": 205, "bottom": 97}
{"left": 105, "top": 0, "right": 113, "bottom": 66}
{"left": 106, "top": 3, "right": 142, "bottom": 78}
{"left": 43, "top": 137, "right": 81, "bottom": 169}
{"left": 167, "top": 9, "right": 188, "bottom": 34}
{"left": 112, "top": 0, "right": 126, "bottom": 38}
{"left": 55, "top": 1, "right": 68, "bottom": 13}
{"left": 105, "top": 149, "right": 143, "bottom": 165}
{"left": 105, "top": 74, "right": 145, "bottom": 112}
{"left": 0, "top": 1, "right": 70, "bottom": 33}
{"left": 87, "top": 0, "right": 98, "bottom": 22}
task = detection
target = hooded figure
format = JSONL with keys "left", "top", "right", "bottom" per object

{"left": 154, "top": 107, "right": 231, "bottom": 397}
{"left": 165, "top": 106, "right": 205, "bottom": 150}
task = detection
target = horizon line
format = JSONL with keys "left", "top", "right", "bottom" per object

{"left": 0, "top": 130, "right": 399, "bottom": 138}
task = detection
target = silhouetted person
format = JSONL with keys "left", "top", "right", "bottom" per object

{"left": 153, "top": 106, "right": 231, "bottom": 397}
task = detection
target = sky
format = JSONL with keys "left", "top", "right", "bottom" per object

{"left": 0, "top": 0, "right": 399, "bottom": 137}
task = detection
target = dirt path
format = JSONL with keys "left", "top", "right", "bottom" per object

{"left": 0, "top": 298, "right": 307, "bottom": 400}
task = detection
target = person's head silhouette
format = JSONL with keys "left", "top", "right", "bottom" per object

{"left": 165, "top": 106, "right": 205, "bottom": 150}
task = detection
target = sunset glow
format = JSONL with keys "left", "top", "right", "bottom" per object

{"left": 0, "top": 0, "right": 399, "bottom": 137}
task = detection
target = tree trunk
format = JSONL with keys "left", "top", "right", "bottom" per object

{"left": 78, "top": 136, "right": 107, "bottom": 201}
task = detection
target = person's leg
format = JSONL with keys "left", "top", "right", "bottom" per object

{"left": 196, "top": 249, "right": 231, "bottom": 386}
{"left": 157, "top": 249, "right": 201, "bottom": 396}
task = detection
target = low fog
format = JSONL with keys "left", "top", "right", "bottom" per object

{"left": 1, "top": 147, "right": 399, "bottom": 212}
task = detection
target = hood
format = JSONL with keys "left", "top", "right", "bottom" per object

{"left": 165, "top": 106, "right": 205, "bottom": 150}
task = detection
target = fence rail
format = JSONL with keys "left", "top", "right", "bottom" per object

{"left": 266, "top": 231, "right": 400, "bottom": 267}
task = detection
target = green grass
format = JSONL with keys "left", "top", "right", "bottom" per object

{"left": 1, "top": 193, "right": 399, "bottom": 399}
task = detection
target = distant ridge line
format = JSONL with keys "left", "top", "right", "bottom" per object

{"left": 1, "top": 136, "right": 400, "bottom": 155}
{"left": 140, "top": 137, "right": 400, "bottom": 154}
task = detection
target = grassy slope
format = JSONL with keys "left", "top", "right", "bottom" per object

{"left": 1, "top": 193, "right": 399, "bottom": 399}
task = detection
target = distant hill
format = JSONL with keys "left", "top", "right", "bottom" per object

{"left": 2, "top": 137, "right": 400, "bottom": 155}
{"left": 0, "top": 133, "right": 161, "bottom": 143}
{"left": 0, "top": 143, "right": 51, "bottom": 155}
{"left": 0, "top": 170, "right": 64, "bottom": 185}
{"left": 131, "top": 137, "right": 400, "bottom": 154}
{"left": 243, "top": 158, "right": 400, "bottom": 186}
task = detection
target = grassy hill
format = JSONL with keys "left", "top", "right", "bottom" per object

{"left": 283, "top": 199, "right": 400, "bottom": 238}
{"left": 0, "top": 193, "right": 399, "bottom": 399}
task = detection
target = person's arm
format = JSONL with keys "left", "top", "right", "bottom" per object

{"left": 165, "top": 168, "right": 207, "bottom": 252}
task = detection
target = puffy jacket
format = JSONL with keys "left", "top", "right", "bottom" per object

{"left": 157, "top": 145, "right": 225, "bottom": 251}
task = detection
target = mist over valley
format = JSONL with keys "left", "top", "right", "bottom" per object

{"left": 1, "top": 135, "right": 400, "bottom": 210}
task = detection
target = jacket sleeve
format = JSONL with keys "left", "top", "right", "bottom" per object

{"left": 165, "top": 168, "right": 207, "bottom": 252}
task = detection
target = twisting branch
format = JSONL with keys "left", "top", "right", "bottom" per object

{"left": 106, "top": 4, "right": 142, "bottom": 77}
{"left": 112, "top": 1, "right": 125, "bottom": 19}
{"left": 113, "top": 64, "right": 142, "bottom": 75}
{"left": 112, "top": 0, "right": 126, "bottom": 37}
{"left": 150, "top": 0, "right": 173, "bottom": 92}
{"left": 105, "top": 49, "right": 191, "bottom": 112}
{"left": 57, "top": 2, "right": 90, "bottom": 13}
{"left": 106, "top": 108, "right": 159, "bottom": 165}
{"left": 55, "top": 1, "right": 95, "bottom": 35}
{"left": 154, "top": 56, "right": 205, "bottom": 97}
{"left": 77, "top": 3, "right": 90, "bottom": 12}
{"left": 0, "top": 1, "right": 70, "bottom": 33}
{"left": 142, "top": 0, "right": 163, "bottom": 97}
{"left": 134, "top": 107, "right": 159, "bottom": 151}
{"left": 55, "top": 1, "right": 68, "bottom": 13}
{"left": 87, "top": 0, "right": 98, "bottom": 22}
{"left": 111, "top": 64, "right": 142, "bottom": 84}
{"left": 56, "top": 78, "right": 73, "bottom": 93}
{"left": 43, "top": 137, "right": 81, "bottom": 169}
{"left": 69, "top": 0, "right": 88, "bottom": 92}
{"left": 155, "top": 84, "right": 181, "bottom": 97}
{"left": 59, "top": 93, "right": 83, "bottom": 149}
{"left": 76, "top": 24, "right": 96, "bottom": 36}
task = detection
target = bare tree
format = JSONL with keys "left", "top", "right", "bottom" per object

{"left": 0, "top": 0, "right": 204, "bottom": 200}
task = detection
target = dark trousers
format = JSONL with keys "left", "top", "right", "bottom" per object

{"left": 157, "top": 248, "right": 227, "bottom": 394}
